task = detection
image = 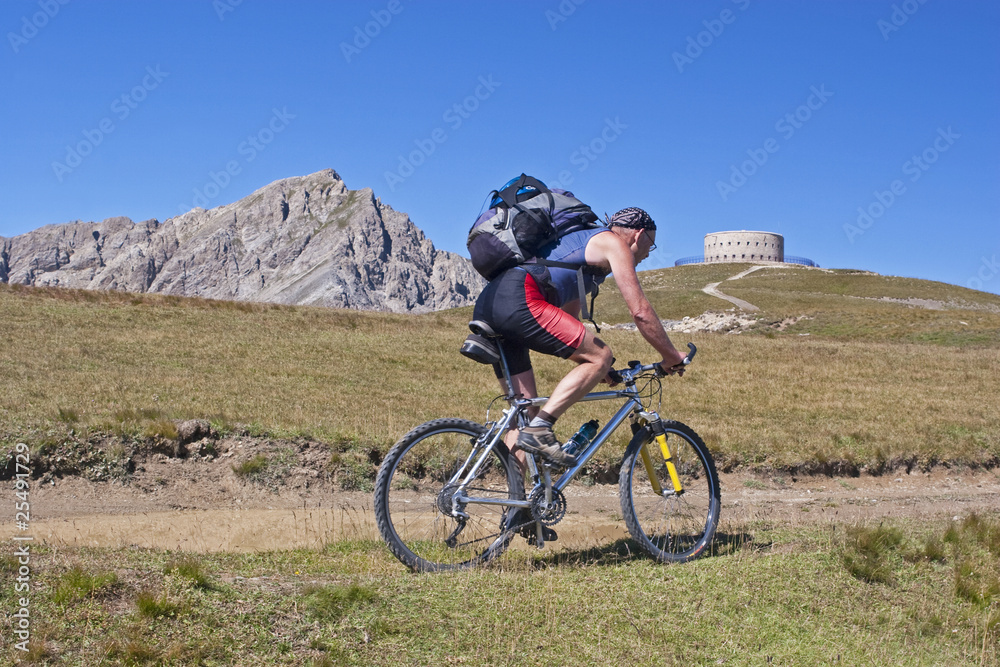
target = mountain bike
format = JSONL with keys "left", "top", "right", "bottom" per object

{"left": 374, "top": 320, "right": 720, "bottom": 572}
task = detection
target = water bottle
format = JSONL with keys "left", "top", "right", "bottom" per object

{"left": 562, "top": 419, "right": 599, "bottom": 457}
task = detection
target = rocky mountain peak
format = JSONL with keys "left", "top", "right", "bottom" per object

{"left": 0, "top": 170, "right": 484, "bottom": 313}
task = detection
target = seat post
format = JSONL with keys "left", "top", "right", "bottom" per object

{"left": 494, "top": 345, "right": 516, "bottom": 400}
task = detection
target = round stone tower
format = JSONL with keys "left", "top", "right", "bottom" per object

{"left": 704, "top": 230, "right": 784, "bottom": 263}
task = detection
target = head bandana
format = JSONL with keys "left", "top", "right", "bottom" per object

{"left": 606, "top": 207, "right": 656, "bottom": 230}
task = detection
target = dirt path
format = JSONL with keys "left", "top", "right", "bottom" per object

{"left": 9, "top": 469, "right": 998, "bottom": 553}
{"left": 702, "top": 282, "right": 759, "bottom": 312}
{"left": 701, "top": 265, "right": 770, "bottom": 311}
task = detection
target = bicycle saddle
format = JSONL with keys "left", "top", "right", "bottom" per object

{"left": 460, "top": 321, "right": 501, "bottom": 366}
{"left": 468, "top": 320, "right": 499, "bottom": 338}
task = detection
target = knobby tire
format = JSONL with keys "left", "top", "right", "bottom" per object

{"left": 619, "top": 421, "right": 721, "bottom": 563}
{"left": 374, "top": 418, "right": 524, "bottom": 572}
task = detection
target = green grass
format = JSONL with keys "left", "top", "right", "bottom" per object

{"left": 232, "top": 453, "right": 270, "bottom": 479}
{"left": 3, "top": 272, "right": 998, "bottom": 663}
{"left": 4, "top": 516, "right": 998, "bottom": 665}
{"left": 302, "top": 582, "right": 378, "bottom": 622}
{"left": 135, "top": 589, "right": 183, "bottom": 618}
{"left": 51, "top": 565, "right": 118, "bottom": 605}
{"left": 165, "top": 555, "right": 215, "bottom": 591}
{"left": 842, "top": 524, "right": 905, "bottom": 584}
{"left": 599, "top": 264, "right": 1000, "bottom": 345}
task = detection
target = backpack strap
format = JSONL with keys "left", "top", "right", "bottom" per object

{"left": 532, "top": 259, "right": 603, "bottom": 332}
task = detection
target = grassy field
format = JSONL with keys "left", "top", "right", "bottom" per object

{"left": 3, "top": 514, "right": 997, "bottom": 665}
{"left": 1, "top": 270, "right": 999, "bottom": 664}
{"left": 2, "top": 269, "right": 998, "bottom": 475}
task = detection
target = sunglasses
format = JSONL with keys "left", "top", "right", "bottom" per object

{"left": 642, "top": 229, "right": 657, "bottom": 252}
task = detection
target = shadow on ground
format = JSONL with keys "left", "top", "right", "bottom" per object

{"left": 528, "top": 531, "right": 764, "bottom": 568}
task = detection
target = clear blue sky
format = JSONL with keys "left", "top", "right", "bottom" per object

{"left": 2, "top": 0, "right": 998, "bottom": 294}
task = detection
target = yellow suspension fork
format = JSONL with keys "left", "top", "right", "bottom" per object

{"left": 639, "top": 421, "right": 683, "bottom": 496}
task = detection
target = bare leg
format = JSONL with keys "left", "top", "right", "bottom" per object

{"left": 537, "top": 330, "right": 613, "bottom": 421}
{"left": 501, "top": 369, "right": 538, "bottom": 476}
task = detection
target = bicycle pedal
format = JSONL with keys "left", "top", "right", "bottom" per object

{"left": 520, "top": 524, "right": 557, "bottom": 547}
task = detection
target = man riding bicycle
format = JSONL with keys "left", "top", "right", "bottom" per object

{"left": 472, "top": 206, "right": 689, "bottom": 468}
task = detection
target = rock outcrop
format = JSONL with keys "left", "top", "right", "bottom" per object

{"left": 0, "top": 169, "right": 484, "bottom": 313}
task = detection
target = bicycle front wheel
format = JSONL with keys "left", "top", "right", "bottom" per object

{"left": 374, "top": 418, "right": 524, "bottom": 572}
{"left": 619, "top": 421, "right": 721, "bottom": 563}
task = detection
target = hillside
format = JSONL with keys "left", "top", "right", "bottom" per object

{"left": 1, "top": 264, "right": 998, "bottom": 481}
{"left": 1, "top": 266, "right": 998, "bottom": 665}
{"left": 598, "top": 263, "right": 1000, "bottom": 345}
{"left": 0, "top": 169, "right": 483, "bottom": 313}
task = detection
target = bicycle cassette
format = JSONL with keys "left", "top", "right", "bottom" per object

{"left": 436, "top": 483, "right": 463, "bottom": 516}
{"left": 529, "top": 487, "right": 567, "bottom": 526}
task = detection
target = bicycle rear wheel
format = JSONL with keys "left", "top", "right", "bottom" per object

{"left": 374, "top": 418, "right": 524, "bottom": 572}
{"left": 619, "top": 421, "right": 720, "bottom": 563}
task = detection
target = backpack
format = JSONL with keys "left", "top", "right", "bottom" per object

{"left": 467, "top": 174, "right": 604, "bottom": 326}
{"left": 467, "top": 174, "right": 599, "bottom": 280}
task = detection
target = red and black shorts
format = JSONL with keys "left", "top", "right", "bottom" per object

{"left": 472, "top": 266, "right": 586, "bottom": 377}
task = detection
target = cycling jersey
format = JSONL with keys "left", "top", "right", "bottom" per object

{"left": 535, "top": 227, "right": 612, "bottom": 307}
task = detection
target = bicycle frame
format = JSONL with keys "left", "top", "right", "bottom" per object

{"left": 449, "top": 383, "right": 660, "bottom": 514}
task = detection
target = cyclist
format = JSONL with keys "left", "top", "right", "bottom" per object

{"left": 472, "top": 206, "right": 688, "bottom": 469}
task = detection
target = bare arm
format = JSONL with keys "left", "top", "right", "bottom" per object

{"left": 586, "top": 232, "right": 687, "bottom": 369}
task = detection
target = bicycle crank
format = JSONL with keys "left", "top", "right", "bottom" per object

{"left": 529, "top": 487, "right": 567, "bottom": 527}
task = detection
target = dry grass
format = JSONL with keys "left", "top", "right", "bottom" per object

{"left": 1, "top": 273, "right": 998, "bottom": 474}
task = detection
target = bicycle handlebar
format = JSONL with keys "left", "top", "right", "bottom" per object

{"left": 608, "top": 343, "right": 697, "bottom": 384}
